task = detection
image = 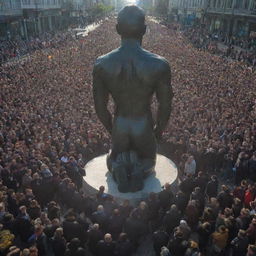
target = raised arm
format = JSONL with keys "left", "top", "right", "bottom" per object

{"left": 93, "top": 63, "right": 112, "bottom": 134}
{"left": 154, "top": 61, "right": 173, "bottom": 140}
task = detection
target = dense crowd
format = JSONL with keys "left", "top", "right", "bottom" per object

{"left": 0, "top": 17, "right": 256, "bottom": 255}
{"left": 0, "top": 31, "right": 76, "bottom": 65}
{"left": 183, "top": 26, "right": 256, "bottom": 67}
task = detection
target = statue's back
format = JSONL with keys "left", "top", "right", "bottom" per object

{"left": 95, "top": 46, "right": 170, "bottom": 118}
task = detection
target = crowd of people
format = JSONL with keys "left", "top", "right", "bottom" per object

{"left": 0, "top": 17, "right": 256, "bottom": 255}
{"left": 183, "top": 26, "right": 256, "bottom": 67}
{"left": 0, "top": 31, "right": 77, "bottom": 65}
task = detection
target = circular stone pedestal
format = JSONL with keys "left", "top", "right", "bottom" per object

{"left": 83, "top": 154, "right": 178, "bottom": 203}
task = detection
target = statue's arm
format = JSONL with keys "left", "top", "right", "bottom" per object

{"left": 155, "top": 62, "right": 173, "bottom": 140}
{"left": 93, "top": 64, "right": 112, "bottom": 134}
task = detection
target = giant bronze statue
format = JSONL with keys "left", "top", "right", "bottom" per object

{"left": 93, "top": 6, "right": 173, "bottom": 193}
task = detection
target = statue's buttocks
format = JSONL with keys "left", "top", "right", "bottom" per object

{"left": 93, "top": 6, "right": 173, "bottom": 192}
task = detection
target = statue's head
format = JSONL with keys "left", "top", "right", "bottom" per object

{"left": 116, "top": 5, "right": 146, "bottom": 39}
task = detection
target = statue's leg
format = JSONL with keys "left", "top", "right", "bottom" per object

{"left": 129, "top": 126, "right": 157, "bottom": 191}
{"left": 109, "top": 118, "right": 130, "bottom": 161}
{"left": 131, "top": 127, "right": 157, "bottom": 162}
{"left": 108, "top": 120, "right": 131, "bottom": 192}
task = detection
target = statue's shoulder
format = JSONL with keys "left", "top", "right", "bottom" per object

{"left": 94, "top": 48, "right": 120, "bottom": 70}
{"left": 141, "top": 49, "right": 170, "bottom": 72}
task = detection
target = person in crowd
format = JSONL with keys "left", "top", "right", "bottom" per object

{"left": 210, "top": 225, "right": 228, "bottom": 255}
{"left": 163, "top": 204, "right": 181, "bottom": 235}
{"left": 184, "top": 156, "right": 196, "bottom": 176}
{"left": 230, "top": 229, "right": 249, "bottom": 256}
{"left": 51, "top": 227, "right": 66, "bottom": 256}
{"left": 167, "top": 229, "right": 188, "bottom": 256}
{"left": 205, "top": 175, "right": 218, "bottom": 199}
{"left": 217, "top": 185, "right": 234, "bottom": 211}
{"left": 114, "top": 232, "right": 134, "bottom": 256}
{"left": 96, "top": 233, "right": 116, "bottom": 256}
{"left": 152, "top": 227, "right": 169, "bottom": 256}
{"left": 159, "top": 183, "right": 174, "bottom": 211}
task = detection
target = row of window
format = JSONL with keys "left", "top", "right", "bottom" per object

{"left": 173, "top": 0, "right": 256, "bottom": 11}
{"left": 0, "top": 0, "right": 61, "bottom": 11}
{"left": 174, "top": 0, "right": 206, "bottom": 8}
{"left": 0, "top": 0, "right": 21, "bottom": 10}
{"left": 209, "top": 0, "right": 256, "bottom": 10}
{"left": 21, "top": 0, "right": 61, "bottom": 5}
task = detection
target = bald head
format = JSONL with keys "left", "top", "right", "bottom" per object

{"left": 116, "top": 5, "right": 146, "bottom": 39}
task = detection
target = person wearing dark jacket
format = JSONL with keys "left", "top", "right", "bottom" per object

{"left": 190, "top": 187, "right": 205, "bottom": 214}
{"left": 62, "top": 212, "right": 84, "bottom": 242}
{"left": 14, "top": 205, "right": 33, "bottom": 243}
{"left": 27, "top": 200, "right": 41, "bottom": 220}
{"left": 152, "top": 227, "right": 169, "bottom": 256}
{"left": 179, "top": 175, "right": 195, "bottom": 195}
{"left": 114, "top": 233, "right": 134, "bottom": 256}
{"left": 28, "top": 224, "right": 48, "bottom": 256}
{"left": 97, "top": 233, "right": 116, "bottom": 256}
{"left": 175, "top": 190, "right": 189, "bottom": 214}
{"left": 167, "top": 230, "right": 188, "bottom": 256}
{"left": 91, "top": 205, "right": 108, "bottom": 231}
{"left": 194, "top": 171, "right": 208, "bottom": 193}
{"left": 163, "top": 204, "right": 181, "bottom": 235}
{"left": 197, "top": 222, "right": 211, "bottom": 252}
{"left": 87, "top": 223, "right": 103, "bottom": 255}
{"left": 158, "top": 183, "right": 174, "bottom": 211}
{"left": 51, "top": 228, "right": 66, "bottom": 256}
{"left": 231, "top": 229, "right": 249, "bottom": 256}
{"left": 205, "top": 175, "right": 218, "bottom": 198}
{"left": 147, "top": 192, "right": 161, "bottom": 224}
{"left": 217, "top": 185, "right": 233, "bottom": 211}
{"left": 107, "top": 209, "right": 124, "bottom": 240}
{"left": 64, "top": 238, "right": 84, "bottom": 256}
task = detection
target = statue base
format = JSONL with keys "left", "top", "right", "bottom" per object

{"left": 83, "top": 154, "right": 178, "bottom": 203}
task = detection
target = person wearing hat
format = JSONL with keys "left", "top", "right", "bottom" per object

{"left": 231, "top": 229, "right": 249, "bottom": 256}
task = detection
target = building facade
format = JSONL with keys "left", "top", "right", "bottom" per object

{"left": 0, "top": 0, "right": 23, "bottom": 39}
{"left": 168, "top": 0, "right": 207, "bottom": 24}
{"left": 206, "top": 0, "right": 256, "bottom": 38}
{"left": 168, "top": 0, "right": 256, "bottom": 38}
{"left": 21, "top": 0, "right": 62, "bottom": 38}
{"left": 0, "top": 0, "right": 99, "bottom": 39}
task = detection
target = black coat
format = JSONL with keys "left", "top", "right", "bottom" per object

{"left": 159, "top": 189, "right": 174, "bottom": 210}
{"left": 114, "top": 240, "right": 134, "bottom": 256}
{"left": 51, "top": 237, "right": 66, "bottom": 256}
{"left": 206, "top": 180, "right": 218, "bottom": 198}
{"left": 97, "top": 240, "right": 116, "bottom": 256}
{"left": 152, "top": 230, "right": 169, "bottom": 255}
{"left": 87, "top": 229, "right": 103, "bottom": 254}
{"left": 63, "top": 219, "right": 84, "bottom": 242}
{"left": 163, "top": 209, "right": 181, "bottom": 235}
{"left": 167, "top": 236, "right": 188, "bottom": 256}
